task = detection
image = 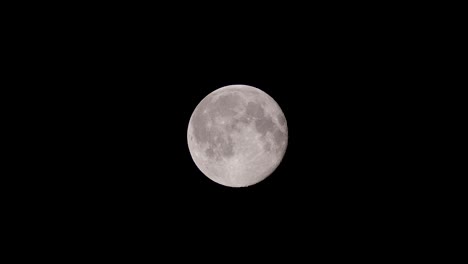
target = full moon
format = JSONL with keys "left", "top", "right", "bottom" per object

{"left": 187, "top": 84, "right": 288, "bottom": 187}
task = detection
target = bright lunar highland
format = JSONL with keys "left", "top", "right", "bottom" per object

{"left": 187, "top": 84, "right": 288, "bottom": 187}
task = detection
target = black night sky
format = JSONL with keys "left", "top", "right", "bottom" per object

{"left": 30, "top": 5, "right": 427, "bottom": 252}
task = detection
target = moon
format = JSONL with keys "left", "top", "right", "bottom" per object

{"left": 187, "top": 84, "right": 288, "bottom": 187}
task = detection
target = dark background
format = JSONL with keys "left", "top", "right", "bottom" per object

{"left": 20, "top": 4, "right": 432, "bottom": 253}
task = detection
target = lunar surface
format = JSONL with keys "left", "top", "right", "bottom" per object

{"left": 187, "top": 84, "right": 288, "bottom": 187}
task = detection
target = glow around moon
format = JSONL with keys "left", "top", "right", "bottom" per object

{"left": 187, "top": 84, "right": 288, "bottom": 187}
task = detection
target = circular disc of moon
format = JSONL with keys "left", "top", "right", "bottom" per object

{"left": 187, "top": 84, "right": 288, "bottom": 187}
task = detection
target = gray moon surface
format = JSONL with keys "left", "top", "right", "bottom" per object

{"left": 187, "top": 84, "right": 288, "bottom": 187}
